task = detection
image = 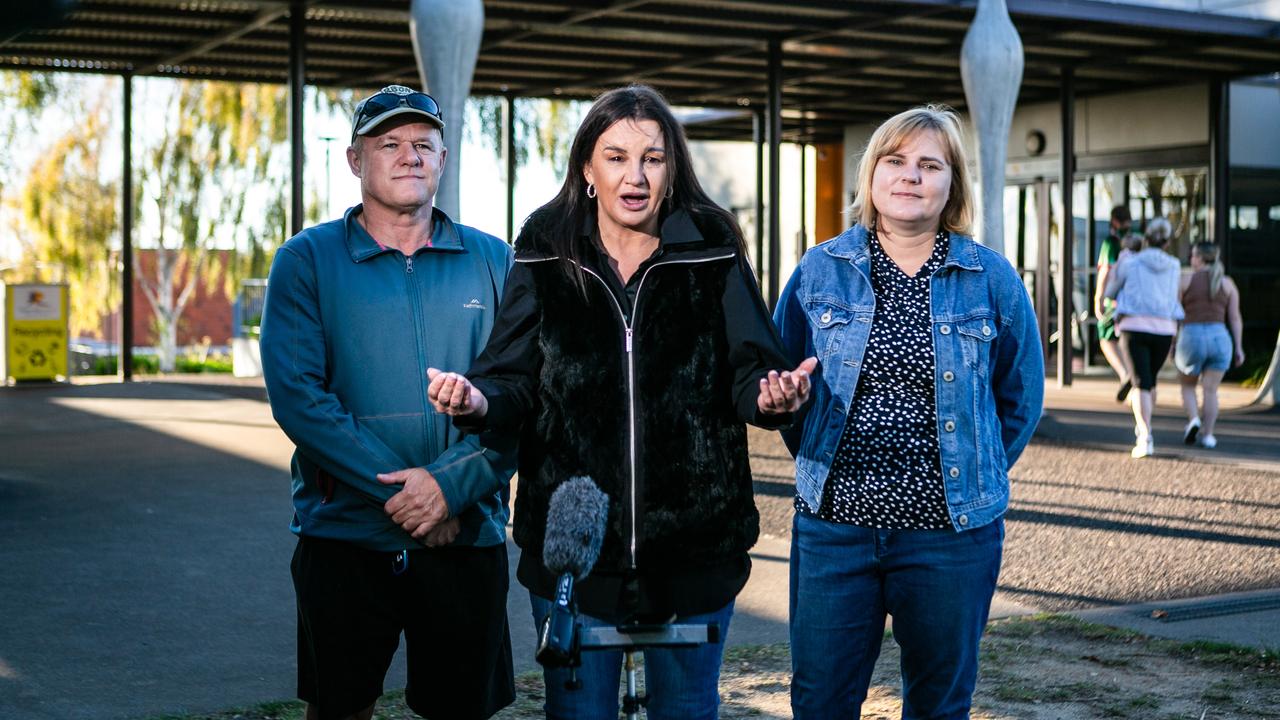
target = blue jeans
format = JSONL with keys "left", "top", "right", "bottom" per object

{"left": 528, "top": 592, "right": 734, "bottom": 720}
{"left": 789, "top": 512, "right": 1004, "bottom": 720}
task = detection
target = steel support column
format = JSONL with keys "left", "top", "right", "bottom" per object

{"left": 766, "top": 38, "right": 782, "bottom": 308}
{"left": 119, "top": 72, "right": 134, "bottom": 382}
{"left": 504, "top": 95, "right": 517, "bottom": 243}
{"left": 798, "top": 143, "right": 807, "bottom": 264}
{"left": 1209, "top": 79, "right": 1230, "bottom": 249}
{"left": 289, "top": 0, "right": 305, "bottom": 236}
{"left": 1058, "top": 67, "right": 1075, "bottom": 387}
{"left": 753, "top": 109, "right": 764, "bottom": 287}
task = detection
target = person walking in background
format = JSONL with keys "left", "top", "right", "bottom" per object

{"left": 260, "top": 85, "right": 518, "bottom": 720}
{"left": 428, "top": 84, "right": 815, "bottom": 720}
{"left": 1176, "top": 242, "right": 1245, "bottom": 449}
{"left": 1105, "top": 217, "right": 1184, "bottom": 459}
{"left": 773, "top": 105, "right": 1043, "bottom": 719}
{"left": 1095, "top": 205, "right": 1134, "bottom": 401}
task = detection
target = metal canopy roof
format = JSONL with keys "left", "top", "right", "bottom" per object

{"left": 3, "top": 0, "right": 1279, "bottom": 142}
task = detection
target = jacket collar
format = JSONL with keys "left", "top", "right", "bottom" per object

{"left": 344, "top": 203, "right": 465, "bottom": 263}
{"left": 520, "top": 206, "right": 738, "bottom": 260}
{"left": 822, "top": 222, "right": 984, "bottom": 272}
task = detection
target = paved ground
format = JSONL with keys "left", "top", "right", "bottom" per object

{"left": 0, "top": 375, "right": 1276, "bottom": 719}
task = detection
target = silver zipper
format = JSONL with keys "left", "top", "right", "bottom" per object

{"left": 405, "top": 255, "right": 414, "bottom": 273}
{"left": 578, "top": 266, "right": 639, "bottom": 567}
{"left": 580, "top": 251, "right": 734, "bottom": 568}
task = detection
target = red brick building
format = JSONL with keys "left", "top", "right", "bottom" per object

{"left": 95, "top": 250, "right": 234, "bottom": 347}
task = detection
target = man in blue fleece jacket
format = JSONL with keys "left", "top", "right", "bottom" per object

{"left": 261, "top": 85, "right": 517, "bottom": 720}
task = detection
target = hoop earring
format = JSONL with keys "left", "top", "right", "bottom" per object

{"left": 665, "top": 184, "right": 674, "bottom": 200}
{"left": 586, "top": 183, "right": 597, "bottom": 199}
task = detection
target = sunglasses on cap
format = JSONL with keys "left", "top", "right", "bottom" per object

{"left": 351, "top": 86, "right": 444, "bottom": 141}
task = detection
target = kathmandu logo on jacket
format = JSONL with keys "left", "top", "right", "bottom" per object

{"left": 463, "top": 298, "right": 487, "bottom": 310}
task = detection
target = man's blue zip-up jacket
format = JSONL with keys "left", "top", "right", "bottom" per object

{"left": 261, "top": 205, "right": 517, "bottom": 551}
{"left": 773, "top": 224, "right": 1044, "bottom": 532}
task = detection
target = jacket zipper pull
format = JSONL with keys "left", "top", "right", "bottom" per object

{"left": 405, "top": 255, "right": 414, "bottom": 273}
{"left": 625, "top": 328, "right": 633, "bottom": 353}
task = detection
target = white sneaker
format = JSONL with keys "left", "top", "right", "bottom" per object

{"left": 1183, "top": 418, "right": 1201, "bottom": 445}
{"left": 1131, "top": 436, "right": 1154, "bottom": 459}
{"left": 1198, "top": 434, "right": 1217, "bottom": 449}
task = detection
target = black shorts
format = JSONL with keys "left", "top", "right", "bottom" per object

{"left": 291, "top": 536, "right": 513, "bottom": 720}
{"left": 1120, "top": 330, "right": 1174, "bottom": 391}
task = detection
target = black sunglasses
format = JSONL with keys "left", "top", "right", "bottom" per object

{"left": 351, "top": 90, "right": 443, "bottom": 139}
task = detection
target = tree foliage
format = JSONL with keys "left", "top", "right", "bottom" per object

{"left": 7, "top": 73, "right": 118, "bottom": 336}
{"left": 132, "top": 78, "right": 290, "bottom": 370}
{"left": 467, "top": 96, "right": 587, "bottom": 178}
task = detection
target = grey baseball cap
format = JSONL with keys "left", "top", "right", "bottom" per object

{"left": 351, "top": 85, "right": 444, "bottom": 141}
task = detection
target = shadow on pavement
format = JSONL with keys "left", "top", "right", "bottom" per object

{"left": 1, "top": 383, "right": 788, "bottom": 720}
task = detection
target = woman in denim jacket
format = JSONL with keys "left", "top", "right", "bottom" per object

{"left": 773, "top": 106, "right": 1044, "bottom": 719}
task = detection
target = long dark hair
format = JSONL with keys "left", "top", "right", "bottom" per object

{"left": 532, "top": 84, "right": 744, "bottom": 287}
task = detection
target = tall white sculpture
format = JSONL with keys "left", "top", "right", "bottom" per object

{"left": 410, "top": 0, "right": 484, "bottom": 220}
{"left": 960, "top": 0, "right": 1024, "bottom": 255}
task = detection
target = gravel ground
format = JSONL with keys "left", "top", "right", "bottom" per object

{"left": 747, "top": 428, "right": 1280, "bottom": 612}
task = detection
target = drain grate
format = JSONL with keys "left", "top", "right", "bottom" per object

{"left": 1149, "top": 595, "right": 1280, "bottom": 622}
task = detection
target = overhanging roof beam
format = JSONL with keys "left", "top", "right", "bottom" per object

{"left": 897, "top": 0, "right": 1280, "bottom": 39}
{"left": 342, "top": 1, "right": 654, "bottom": 90}
{"left": 481, "top": 0, "right": 652, "bottom": 51}
{"left": 151, "top": 5, "right": 287, "bottom": 71}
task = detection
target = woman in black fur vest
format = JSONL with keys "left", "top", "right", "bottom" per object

{"left": 427, "top": 84, "right": 815, "bottom": 720}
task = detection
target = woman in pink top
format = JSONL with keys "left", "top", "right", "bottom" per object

{"left": 1175, "top": 243, "right": 1244, "bottom": 449}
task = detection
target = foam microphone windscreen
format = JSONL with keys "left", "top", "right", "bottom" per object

{"left": 542, "top": 476, "right": 609, "bottom": 580}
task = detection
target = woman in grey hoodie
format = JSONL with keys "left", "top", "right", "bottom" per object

{"left": 1104, "top": 217, "right": 1184, "bottom": 458}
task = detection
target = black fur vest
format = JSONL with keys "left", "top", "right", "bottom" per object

{"left": 511, "top": 208, "right": 760, "bottom": 576}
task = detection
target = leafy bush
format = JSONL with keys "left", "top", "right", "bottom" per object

{"left": 80, "top": 353, "right": 232, "bottom": 375}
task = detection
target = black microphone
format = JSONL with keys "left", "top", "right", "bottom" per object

{"left": 536, "top": 476, "right": 608, "bottom": 667}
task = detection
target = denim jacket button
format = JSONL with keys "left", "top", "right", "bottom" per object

{"left": 944, "top": 420, "right": 956, "bottom": 432}
{"left": 942, "top": 371, "right": 955, "bottom": 382}
{"left": 958, "top": 514, "right": 969, "bottom": 526}
{"left": 982, "top": 324, "right": 992, "bottom": 336}
{"left": 820, "top": 311, "right": 832, "bottom": 324}
{"left": 939, "top": 325, "right": 951, "bottom": 335}
{"left": 948, "top": 467, "right": 960, "bottom": 478}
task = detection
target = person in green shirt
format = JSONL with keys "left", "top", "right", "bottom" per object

{"left": 1095, "top": 205, "right": 1133, "bottom": 401}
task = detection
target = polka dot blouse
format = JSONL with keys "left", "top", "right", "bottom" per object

{"left": 796, "top": 230, "right": 952, "bottom": 529}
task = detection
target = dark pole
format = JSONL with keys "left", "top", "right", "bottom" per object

{"left": 766, "top": 37, "right": 782, "bottom": 309}
{"left": 753, "top": 109, "right": 764, "bottom": 287}
{"left": 798, "top": 142, "right": 807, "bottom": 264}
{"left": 289, "top": 0, "right": 305, "bottom": 236}
{"left": 119, "top": 71, "right": 134, "bottom": 382}
{"left": 1036, "top": 184, "right": 1051, "bottom": 363}
{"left": 1058, "top": 66, "right": 1075, "bottom": 387}
{"left": 1209, "top": 79, "right": 1230, "bottom": 250}
{"left": 505, "top": 95, "right": 517, "bottom": 243}
{"left": 1085, "top": 175, "right": 1096, "bottom": 370}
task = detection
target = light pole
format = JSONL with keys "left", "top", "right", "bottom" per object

{"left": 319, "top": 135, "right": 337, "bottom": 219}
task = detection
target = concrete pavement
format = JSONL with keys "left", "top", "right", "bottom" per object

{"left": 1, "top": 374, "right": 1276, "bottom": 719}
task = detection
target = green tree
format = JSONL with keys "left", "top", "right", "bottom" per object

{"left": 133, "top": 79, "right": 289, "bottom": 371}
{"left": 467, "top": 96, "right": 587, "bottom": 181}
{"left": 8, "top": 73, "right": 119, "bottom": 337}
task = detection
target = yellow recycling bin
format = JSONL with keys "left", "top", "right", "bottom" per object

{"left": 2, "top": 282, "right": 69, "bottom": 383}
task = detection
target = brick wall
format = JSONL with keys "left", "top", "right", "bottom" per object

{"left": 96, "top": 250, "right": 234, "bottom": 346}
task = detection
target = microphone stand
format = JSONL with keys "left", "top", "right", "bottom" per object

{"left": 576, "top": 622, "right": 721, "bottom": 720}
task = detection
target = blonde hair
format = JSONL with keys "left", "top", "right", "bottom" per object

{"left": 1193, "top": 242, "right": 1225, "bottom": 297}
{"left": 850, "top": 105, "right": 974, "bottom": 235}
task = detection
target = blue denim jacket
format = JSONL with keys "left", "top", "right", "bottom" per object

{"left": 773, "top": 224, "right": 1044, "bottom": 532}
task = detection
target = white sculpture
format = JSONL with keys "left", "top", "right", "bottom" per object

{"left": 960, "top": 0, "right": 1024, "bottom": 255}
{"left": 410, "top": 0, "right": 484, "bottom": 220}
{"left": 1251, "top": 331, "right": 1279, "bottom": 407}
